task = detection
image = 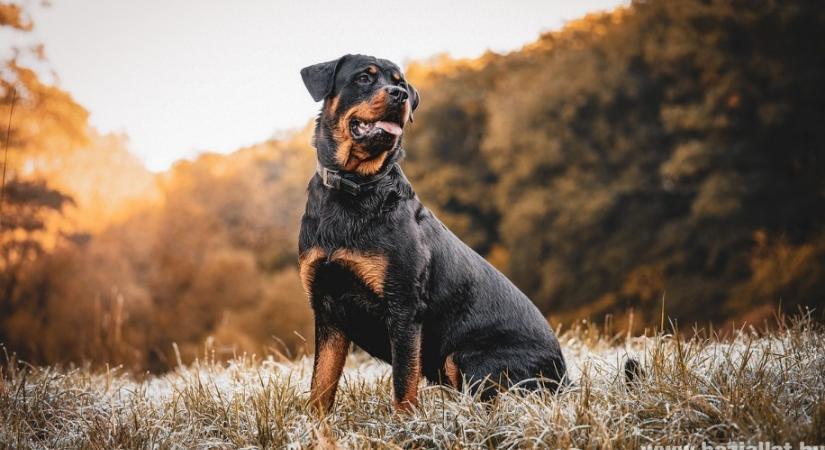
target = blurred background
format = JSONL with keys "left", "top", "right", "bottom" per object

{"left": 1, "top": 0, "right": 823, "bottom": 373}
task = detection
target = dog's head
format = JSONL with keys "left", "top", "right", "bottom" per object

{"left": 301, "top": 54, "right": 419, "bottom": 176}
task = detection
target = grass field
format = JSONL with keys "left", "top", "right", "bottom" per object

{"left": 2, "top": 314, "right": 824, "bottom": 449}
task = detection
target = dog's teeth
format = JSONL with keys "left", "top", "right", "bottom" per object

{"left": 352, "top": 120, "right": 376, "bottom": 137}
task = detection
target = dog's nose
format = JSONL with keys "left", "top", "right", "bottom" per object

{"left": 386, "top": 86, "right": 409, "bottom": 103}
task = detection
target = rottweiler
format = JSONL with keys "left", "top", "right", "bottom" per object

{"left": 298, "top": 54, "right": 567, "bottom": 413}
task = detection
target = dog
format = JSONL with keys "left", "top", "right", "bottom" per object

{"left": 298, "top": 54, "right": 567, "bottom": 413}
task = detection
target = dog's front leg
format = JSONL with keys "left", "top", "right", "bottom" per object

{"left": 387, "top": 313, "right": 423, "bottom": 412}
{"left": 309, "top": 319, "right": 350, "bottom": 414}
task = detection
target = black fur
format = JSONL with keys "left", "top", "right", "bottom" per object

{"left": 299, "top": 54, "right": 567, "bottom": 411}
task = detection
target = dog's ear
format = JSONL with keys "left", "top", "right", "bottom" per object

{"left": 407, "top": 82, "right": 420, "bottom": 112}
{"left": 407, "top": 82, "right": 420, "bottom": 122}
{"left": 300, "top": 56, "right": 347, "bottom": 102}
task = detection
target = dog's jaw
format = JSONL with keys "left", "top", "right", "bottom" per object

{"left": 324, "top": 90, "right": 407, "bottom": 176}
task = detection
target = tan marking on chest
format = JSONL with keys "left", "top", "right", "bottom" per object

{"left": 299, "top": 247, "right": 327, "bottom": 299}
{"left": 330, "top": 249, "right": 389, "bottom": 297}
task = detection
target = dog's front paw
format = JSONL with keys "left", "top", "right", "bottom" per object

{"left": 393, "top": 398, "right": 418, "bottom": 414}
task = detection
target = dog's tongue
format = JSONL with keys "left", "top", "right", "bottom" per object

{"left": 374, "top": 121, "right": 402, "bottom": 136}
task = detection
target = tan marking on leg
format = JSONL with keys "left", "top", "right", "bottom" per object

{"left": 395, "top": 333, "right": 421, "bottom": 412}
{"left": 444, "top": 353, "right": 460, "bottom": 388}
{"left": 299, "top": 247, "right": 327, "bottom": 300}
{"left": 310, "top": 331, "right": 349, "bottom": 413}
{"left": 330, "top": 249, "right": 388, "bottom": 296}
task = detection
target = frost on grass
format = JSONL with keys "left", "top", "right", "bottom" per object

{"left": 2, "top": 315, "right": 824, "bottom": 449}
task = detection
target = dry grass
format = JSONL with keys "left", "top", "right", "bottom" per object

{"left": 2, "top": 313, "right": 824, "bottom": 449}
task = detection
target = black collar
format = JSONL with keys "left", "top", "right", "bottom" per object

{"left": 316, "top": 161, "right": 399, "bottom": 196}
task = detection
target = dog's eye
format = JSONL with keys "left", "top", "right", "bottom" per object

{"left": 356, "top": 73, "right": 373, "bottom": 85}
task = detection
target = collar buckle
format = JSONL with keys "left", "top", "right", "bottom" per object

{"left": 321, "top": 167, "right": 340, "bottom": 190}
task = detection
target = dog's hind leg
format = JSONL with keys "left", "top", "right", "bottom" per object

{"left": 442, "top": 353, "right": 461, "bottom": 389}
{"left": 448, "top": 347, "right": 567, "bottom": 400}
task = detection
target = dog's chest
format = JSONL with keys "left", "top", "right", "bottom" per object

{"left": 300, "top": 197, "right": 397, "bottom": 301}
{"left": 299, "top": 246, "right": 388, "bottom": 300}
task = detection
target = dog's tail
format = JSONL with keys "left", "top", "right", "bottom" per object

{"left": 557, "top": 357, "right": 643, "bottom": 393}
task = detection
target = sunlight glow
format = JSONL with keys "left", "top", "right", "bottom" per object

{"left": 28, "top": 0, "right": 625, "bottom": 171}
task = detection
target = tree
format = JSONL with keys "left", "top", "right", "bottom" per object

{"left": 404, "top": 0, "right": 825, "bottom": 329}
{"left": 1, "top": 1, "right": 90, "bottom": 361}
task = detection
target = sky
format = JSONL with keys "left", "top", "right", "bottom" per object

{"left": 23, "top": 0, "right": 625, "bottom": 171}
